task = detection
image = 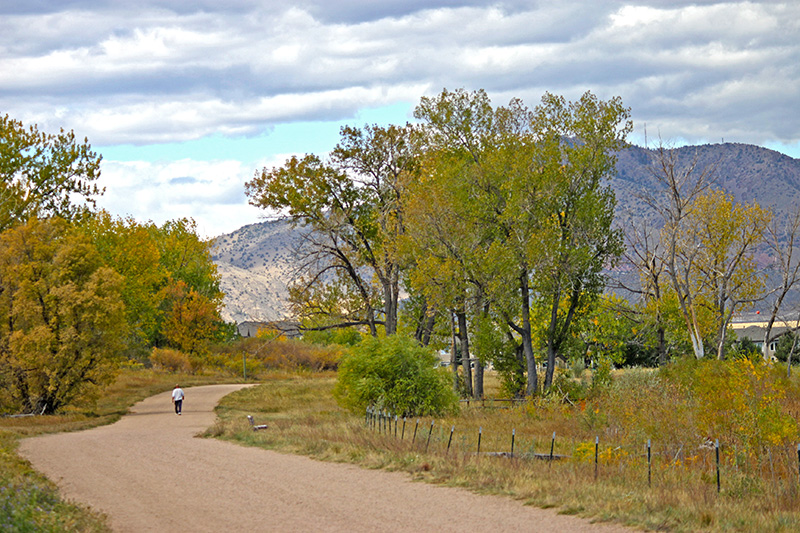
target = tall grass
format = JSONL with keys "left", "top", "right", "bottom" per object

{"left": 211, "top": 361, "right": 800, "bottom": 532}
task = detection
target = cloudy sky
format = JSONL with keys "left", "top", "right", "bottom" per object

{"left": 2, "top": 1, "right": 798, "bottom": 237}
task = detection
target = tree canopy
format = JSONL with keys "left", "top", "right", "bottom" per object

{"left": 249, "top": 88, "right": 632, "bottom": 396}
{"left": 0, "top": 218, "right": 127, "bottom": 414}
{"left": 0, "top": 115, "right": 103, "bottom": 232}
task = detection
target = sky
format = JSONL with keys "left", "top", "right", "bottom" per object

{"left": 2, "top": 1, "right": 798, "bottom": 238}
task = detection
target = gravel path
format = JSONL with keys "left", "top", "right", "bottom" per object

{"left": 20, "top": 384, "right": 634, "bottom": 532}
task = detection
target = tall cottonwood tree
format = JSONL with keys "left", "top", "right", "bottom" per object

{"left": 640, "top": 145, "right": 772, "bottom": 359}
{"left": 411, "top": 89, "right": 537, "bottom": 395}
{"left": 403, "top": 146, "right": 488, "bottom": 397}
{"left": 246, "top": 124, "right": 418, "bottom": 336}
{"left": 527, "top": 93, "right": 630, "bottom": 390}
{"left": 639, "top": 144, "right": 715, "bottom": 359}
{"left": 1, "top": 115, "right": 103, "bottom": 232}
{"left": 411, "top": 89, "right": 629, "bottom": 394}
{"left": 0, "top": 218, "right": 127, "bottom": 414}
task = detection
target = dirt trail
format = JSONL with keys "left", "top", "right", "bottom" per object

{"left": 20, "top": 384, "right": 633, "bottom": 532}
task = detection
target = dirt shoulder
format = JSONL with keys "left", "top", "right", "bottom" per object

{"left": 20, "top": 384, "right": 633, "bottom": 532}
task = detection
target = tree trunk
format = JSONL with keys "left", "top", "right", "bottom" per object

{"left": 449, "top": 311, "right": 459, "bottom": 391}
{"left": 421, "top": 313, "right": 435, "bottom": 346}
{"left": 473, "top": 361, "right": 484, "bottom": 399}
{"left": 413, "top": 299, "right": 428, "bottom": 344}
{"left": 366, "top": 307, "right": 378, "bottom": 337}
{"left": 657, "top": 325, "right": 667, "bottom": 365}
{"left": 472, "top": 299, "right": 491, "bottom": 399}
{"left": 382, "top": 275, "right": 399, "bottom": 336}
{"left": 519, "top": 272, "right": 538, "bottom": 396}
{"left": 457, "top": 308, "right": 473, "bottom": 398}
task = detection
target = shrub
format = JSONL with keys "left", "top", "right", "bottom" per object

{"left": 149, "top": 347, "right": 192, "bottom": 373}
{"left": 211, "top": 336, "right": 342, "bottom": 372}
{"left": 334, "top": 335, "right": 459, "bottom": 417}
{"left": 302, "top": 327, "right": 363, "bottom": 346}
{"left": 204, "top": 351, "right": 264, "bottom": 376}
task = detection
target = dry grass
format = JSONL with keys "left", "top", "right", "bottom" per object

{"left": 211, "top": 369, "right": 800, "bottom": 532}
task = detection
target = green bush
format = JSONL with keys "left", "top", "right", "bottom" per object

{"left": 334, "top": 335, "right": 459, "bottom": 417}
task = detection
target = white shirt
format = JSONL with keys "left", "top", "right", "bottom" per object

{"left": 172, "top": 388, "right": 184, "bottom": 401}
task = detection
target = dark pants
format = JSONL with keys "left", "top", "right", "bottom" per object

{"left": 174, "top": 399, "right": 182, "bottom": 414}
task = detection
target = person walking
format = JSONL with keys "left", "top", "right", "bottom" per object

{"left": 172, "top": 385, "right": 185, "bottom": 415}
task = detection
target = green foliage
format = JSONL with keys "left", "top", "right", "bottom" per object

{"left": 549, "top": 367, "right": 589, "bottom": 402}
{"left": 301, "top": 327, "right": 363, "bottom": 347}
{"left": 772, "top": 331, "right": 798, "bottom": 363}
{"left": 729, "top": 336, "right": 762, "bottom": 361}
{"left": 0, "top": 115, "right": 103, "bottom": 232}
{"left": 334, "top": 335, "right": 459, "bottom": 416}
{"left": 0, "top": 218, "right": 127, "bottom": 414}
{"left": 472, "top": 316, "right": 526, "bottom": 398}
{"left": 408, "top": 88, "right": 631, "bottom": 396}
{"left": 79, "top": 212, "right": 225, "bottom": 360}
{"left": 590, "top": 358, "right": 614, "bottom": 393}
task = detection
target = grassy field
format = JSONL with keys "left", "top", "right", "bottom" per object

{"left": 210, "top": 369, "right": 800, "bottom": 533}
{"left": 0, "top": 368, "right": 241, "bottom": 532}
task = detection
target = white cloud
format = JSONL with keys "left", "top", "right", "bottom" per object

{"left": 97, "top": 158, "right": 270, "bottom": 238}
{"left": 2, "top": 0, "right": 799, "bottom": 234}
{"left": 1, "top": 1, "right": 797, "bottom": 147}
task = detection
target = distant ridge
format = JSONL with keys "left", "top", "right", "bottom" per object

{"left": 613, "top": 142, "right": 800, "bottom": 220}
{"left": 211, "top": 219, "right": 299, "bottom": 323}
{"left": 213, "top": 143, "right": 800, "bottom": 323}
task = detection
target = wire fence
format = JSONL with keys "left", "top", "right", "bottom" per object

{"left": 364, "top": 406, "right": 800, "bottom": 497}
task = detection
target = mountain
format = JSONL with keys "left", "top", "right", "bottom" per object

{"left": 211, "top": 219, "right": 300, "bottom": 323}
{"left": 212, "top": 143, "right": 800, "bottom": 323}
{"left": 613, "top": 142, "right": 800, "bottom": 220}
